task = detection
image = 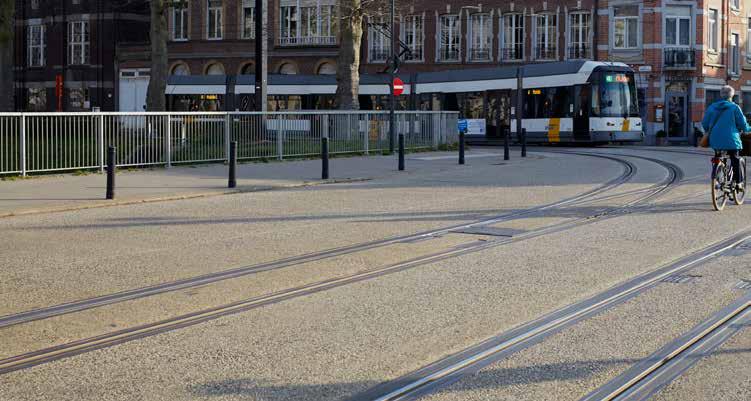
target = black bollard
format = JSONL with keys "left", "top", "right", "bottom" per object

{"left": 321, "top": 136, "right": 329, "bottom": 180}
{"left": 504, "top": 127, "right": 510, "bottom": 161}
{"left": 521, "top": 128, "right": 527, "bottom": 158}
{"left": 458, "top": 131, "right": 465, "bottom": 165}
{"left": 228, "top": 141, "right": 237, "bottom": 188}
{"left": 398, "top": 133, "right": 405, "bottom": 171}
{"left": 106, "top": 146, "right": 116, "bottom": 200}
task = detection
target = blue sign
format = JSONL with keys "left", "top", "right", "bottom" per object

{"left": 458, "top": 119, "right": 468, "bottom": 133}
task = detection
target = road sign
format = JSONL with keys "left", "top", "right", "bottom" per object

{"left": 393, "top": 77, "right": 404, "bottom": 96}
{"left": 458, "top": 119, "right": 468, "bottom": 133}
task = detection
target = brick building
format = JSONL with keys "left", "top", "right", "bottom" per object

{"left": 14, "top": 0, "right": 150, "bottom": 112}
{"left": 16, "top": 0, "right": 751, "bottom": 144}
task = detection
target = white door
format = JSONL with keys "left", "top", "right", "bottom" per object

{"left": 118, "top": 70, "right": 149, "bottom": 112}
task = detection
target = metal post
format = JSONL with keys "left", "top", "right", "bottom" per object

{"left": 459, "top": 131, "right": 465, "bottom": 165}
{"left": 106, "top": 146, "right": 116, "bottom": 200}
{"left": 522, "top": 128, "right": 527, "bottom": 158}
{"left": 254, "top": 0, "right": 268, "bottom": 112}
{"left": 98, "top": 114, "right": 105, "bottom": 172}
{"left": 321, "top": 136, "right": 329, "bottom": 180}
{"left": 389, "top": 0, "right": 396, "bottom": 153}
{"left": 228, "top": 141, "right": 237, "bottom": 188}
{"left": 20, "top": 115, "right": 26, "bottom": 176}
{"left": 165, "top": 115, "right": 172, "bottom": 168}
{"left": 398, "top": 133, "right": 405, "bottom": 171}
{"left": 277, "top": 118, "right": 284, "bottom": 160}
{"left": 516, "top": 66, "right": 524, "bottom": 158}
{"left": 224, "top": 113, "right": 231, "bottom": 162}
{"left": 504, "top": 127, "right": 510, "bottom": 161}
{"left": 364, "top": 114, "right": 370, "bottom": 155}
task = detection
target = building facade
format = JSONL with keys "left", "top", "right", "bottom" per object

{"left": 14, "top": 0, "right": 150, "bottom": 112}
{"left": 15, "top": 0, "right": 751, "bottom": 144}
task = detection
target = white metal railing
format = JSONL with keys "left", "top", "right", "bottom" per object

{"left": 0, "top": 111, "right": 459, "bottom": 175}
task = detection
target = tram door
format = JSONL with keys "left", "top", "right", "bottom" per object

{"left": 487, "top": 90, "right": 511, "bottom": 139}
{"left": 573, "top": 85, "right": 591, "bottom": 141}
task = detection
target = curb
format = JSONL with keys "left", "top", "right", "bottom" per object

{"left": 0, "top": 177, "right": 371, "bottom": 219}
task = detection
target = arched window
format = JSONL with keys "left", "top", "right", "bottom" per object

{"left": 278, "top": 63, "right": 298, "bottom": 75}
{"left": 317, "top": 62, "right": 336, "bottom": 75}
{"left": 171, "top": 63, "right": 190, "bottom": 76}
{"left": 240, "top": 63, "right": 254, "bottom": 75}
{"left": 206, "top": 63, "right": 225, "bottom": 75}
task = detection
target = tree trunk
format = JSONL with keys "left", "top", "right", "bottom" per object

{"left": 146, "top": 0, "right": 168, "bottom": 111}
{"left": 336, "top": 0, "right": 362, "bottom": 110}
{"left": 0, "top": 0, "right": 15, "bottom": 112}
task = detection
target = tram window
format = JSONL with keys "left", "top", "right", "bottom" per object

{"left": 524, "top": 88, "right": 545, "bottom": 119}
{"left": 268, "top": 95, "right": 302, "bottom": 111}
{"left": 444, "top": 93, "right": 459, "bottom": 112}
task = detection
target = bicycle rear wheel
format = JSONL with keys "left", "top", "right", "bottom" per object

{"left": 734, "top": 157, "right": 747, "bottom": 205}
{"left": 712, "top": 162, "right": 728, "bottom": 211}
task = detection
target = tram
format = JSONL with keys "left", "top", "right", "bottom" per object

{"left": 165, "top": 60, "right": 643, "bottom": 144}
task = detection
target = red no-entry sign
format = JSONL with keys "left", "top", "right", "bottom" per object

{"left": 393, "top": 77, "right": 404, "bottom": 96}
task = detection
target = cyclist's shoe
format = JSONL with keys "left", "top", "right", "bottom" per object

{"left": 736, "top": 182, "right": 746, "bottom": 191}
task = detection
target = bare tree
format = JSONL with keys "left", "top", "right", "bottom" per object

{"left": 336, "top": 0, "right": 412, "bottom": 110}
{"left": 0, "top": 0, "right": 15, "bottom": 112}
{"left": 146, "top": 0, "right": 170, "bottom": 111}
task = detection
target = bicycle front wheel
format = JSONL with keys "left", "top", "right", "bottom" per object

{"left": 734, "top": 158, "right": 747, "bottom": 205}
{"left": 712, "top": 162, "right": 728, "bottom": 211}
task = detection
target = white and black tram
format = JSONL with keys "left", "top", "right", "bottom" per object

{"left": 165, "top": 60, "right": 643, "bottom": 144}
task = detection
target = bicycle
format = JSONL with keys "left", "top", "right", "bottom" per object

{"left": 711, "top": 151, "right": 747, "bottom": 211}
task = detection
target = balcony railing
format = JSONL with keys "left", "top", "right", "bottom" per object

{"left": 568, "top": 45, "right": 591, "bottom": 60}
{"left": 500, "top": 46, "right": 524, "bottom": 61}
{"left": 469, "top": 48, "right": 491, "bottom": 61}
{"left": 369, "top": 48, "right": 390, "bottom": 63}
{"left": 439, "top": 48, "right": 460, "bottom": 62}
{"left": 535, "top": 45, "right": 558, "bottom": 60}
{"left": 664, "top": 47, "right": 696, "bottom": 69}
{"left": 278, "top": 35, "right": 337, "bottom": 46}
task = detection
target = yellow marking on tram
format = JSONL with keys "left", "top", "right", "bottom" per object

{"left": 548, "top": 118, "right": 561, "bottom": 142}
{"left": 622, "top": 119, "right": 630, "bottom": 132}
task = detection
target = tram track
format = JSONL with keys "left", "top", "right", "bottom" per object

{"left": 351, "top": 230, "right": 751, "bottom": 401}
{"left": 0, "top": 152, "right": 682, "bottom": 375}
{"left": 579, "top": 293, "right": 751, "bottom": 401}
{"left": 0, "top": 152, "right": 639, "bottom": 330}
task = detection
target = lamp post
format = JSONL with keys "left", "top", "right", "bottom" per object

{"left": 254, "top": 0, "right": 267, "bottom": 111}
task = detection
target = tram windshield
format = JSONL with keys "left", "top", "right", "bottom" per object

{"left": 591, "top": 71, "right": 639, "bottom": 118}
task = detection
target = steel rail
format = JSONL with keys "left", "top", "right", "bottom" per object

{"left": 0, "top": 153, "right": 637, "bottom": 329}
{"left": 0, "top": 153, "right": 679, "bottom": 375}
{"left": 353, "top": 231, "right": 750, "bottom": 401}
{"left": 580, "top": 294, "right": 751, "bottom": 401}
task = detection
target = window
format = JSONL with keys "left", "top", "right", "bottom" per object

{"left": 569, "top": 12, "right": 590, "bottom": 58}
{"left": 207, "top": 0, "right": 222, "bottom": 40}
{"left": 403, "top": 15, "right": 424, "bottom": 61}
{"left": 206, "top": 63, "right": 225, "bottom": 75}
{"left": 731, "top": 33, "right": 740, "bottom": 74}
{"left": 613, "top": 5, "right": 638, "bottom": 49}
{"left": 502, "top": 14, "right": 524, "bottom": 60}
{"left": 665, "top": 10, "right": 690, "bottom": 47}
{"left": 27, "top": 88, "right": 46, "bottom": 112}
{"left": 706, "top": 90, "right": 721, "bottom": 107}
{"left": 439, "top": 15, "right": 461, "bottom": 62}
{"left": 171, "top": 63, "right": 190, "bottom": 75}
{"left": 743, "top": 92, "right": 751, "bottom": 119}
{"left": 31, "top": 0, "right": 40, "bottom": 10}
{"left": 172, "top": 2, "right": 189, "bottom": 41}
{"left": 523, "top": 87, "right": 573, "bottom": 119}
{"left": 731, "top": 0, "right": 740, "bottom": 10}
{"left": 709, "top": 9, "right": 718, "bottom": 52}
{"left": 279, "top": 1, "right": 336, "bottom": 45}
{"left": 68, "top": 21, "right": 89, "bottom": 65}
{"left": 368, "top": 17, "right": 390, "bottom": 62}
{"left": 28, "top": 24, "right": 45, "bottom": 67}
{"left": 69, "top": 87, "right": 90, "bottom": 110}
{"left": 469, "top": 14, "right": 492, "bottom": 61}
{"left": 242, "top": 0, "right": 255, "bottom": 39}
{"left": 748, "top": 18, "right": 751, "bottom": 60}
{"left": 535, "top": 14, "right": 557, "bottom": 59}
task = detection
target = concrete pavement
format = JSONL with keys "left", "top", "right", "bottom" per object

{"left": 2, "top": 146, "right": 747, "bottom": 401}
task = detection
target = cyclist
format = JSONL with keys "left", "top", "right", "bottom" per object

{"left": 702, "top": 85, "right": 751, "bottom": 190}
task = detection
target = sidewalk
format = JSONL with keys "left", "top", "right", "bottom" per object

{"left": 0, "top": 151, "right": 503, "bottom": 217}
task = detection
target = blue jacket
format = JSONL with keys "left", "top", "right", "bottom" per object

{"left": 702, "top": 100, "right": 751, "bottom": 150}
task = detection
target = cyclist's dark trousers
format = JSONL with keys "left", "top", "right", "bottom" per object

{"left": 716, "top": 150, "right": 742, "bottom": 183}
